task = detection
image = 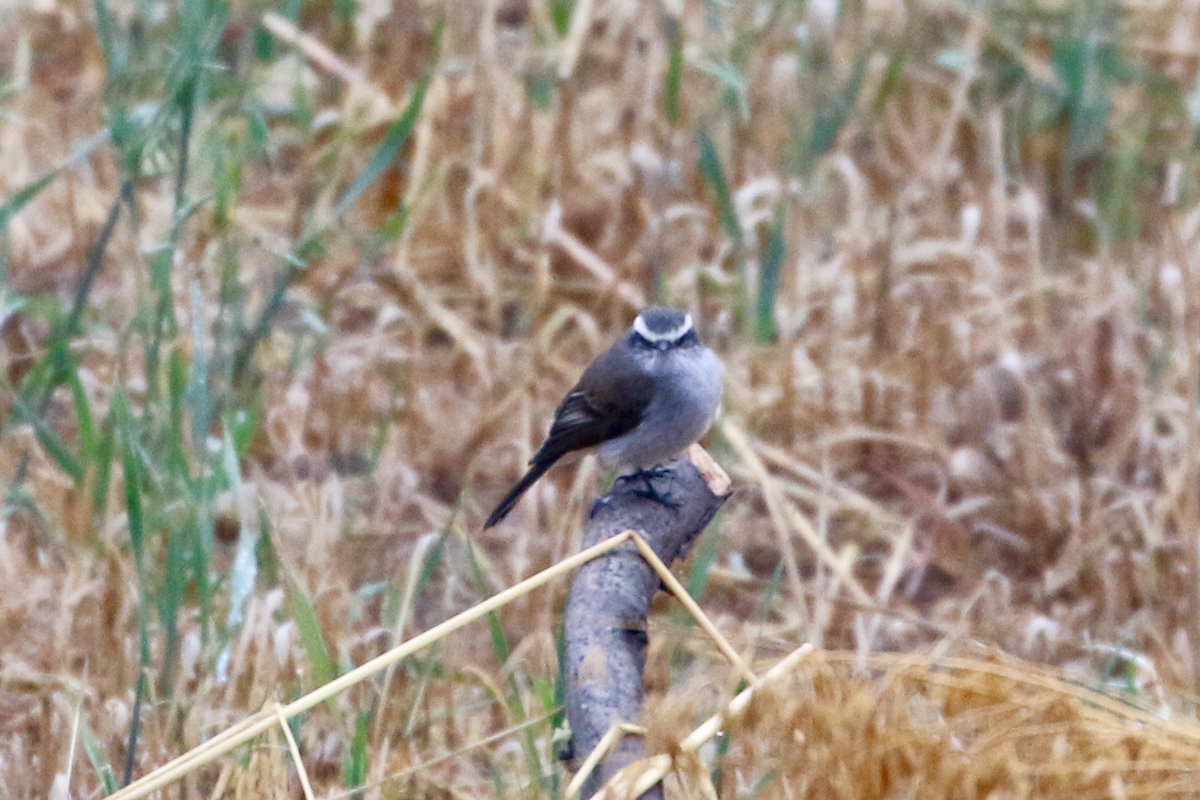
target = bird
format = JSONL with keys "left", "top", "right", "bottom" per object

{"left": 484, "top": 306, "right": 723, "bottom": 528}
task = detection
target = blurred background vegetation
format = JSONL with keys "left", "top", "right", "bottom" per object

{"left": 6, "top": 0, "right": 1200, "bottom": 797}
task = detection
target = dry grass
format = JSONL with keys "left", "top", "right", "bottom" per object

{"left": 4, "top": 0, "right": 1200, "bottom": 797}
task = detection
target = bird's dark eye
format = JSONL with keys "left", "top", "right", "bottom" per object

{"left": 677, "top": 329, "right": 699, "bottom": 347}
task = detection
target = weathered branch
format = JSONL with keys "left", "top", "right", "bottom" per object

{"left": 563, "top": 445, "right": 730, "bottom": 799}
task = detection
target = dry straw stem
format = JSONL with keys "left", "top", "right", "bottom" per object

{"left": 271, "top": 702, "right": 314, "bottom": 800}
{"left": 370, "top": 531, "right": 442, "bottom": 741}
{"left": 558, "top": 0, "right": 598, "bottom": 80}
{"left": 542, "top": 204, "right": 647, "bottom": 310}
{"left": 823, "top": 651, "right": 1200, "bottom": 746}
{"left": 724, "top": 420, "right": 874, "bottom": 608}
{"left": 629, "top": 533, "right": 756, "bottom": 685}
{"left": 260, "top": 12, "right": 362, "bottom": 86}
{"left": 259, "top": 11, "right": 390, "bottom": 121}
{"left": 589, "top": 644, "right": 816, "bottom": 800}
{"left": 678, "top": 643, "right": 816, "bottom": 751}
{"left": 753, "top": 439, "right": 901, "bottom": 529}
{"left": 109, "top": 531, "right": 638, "bottom": 800}
{"left": 111, "top": 525, "right": 754, "bottom": 800}
{"left": 721, "top": 419, "right": 807, "bottom": 607}
{"left": 563, "top": 722, "right": 648, "bottom": 800}
{"left": 324, "top": 714, "right": 553, "bottom": 800}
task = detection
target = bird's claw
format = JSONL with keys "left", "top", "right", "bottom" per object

{"left": 621, "top": 467, "right": 679, "bottom": 508}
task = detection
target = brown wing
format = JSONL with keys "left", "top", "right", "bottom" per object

{"left": 531, "top": 344, "right": 652, "bottom": 465}
{"left": 484, "top": 342, "right": 651, "bottom": 527}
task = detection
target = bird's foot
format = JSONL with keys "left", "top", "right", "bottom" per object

{"left": 621, "top": 466, "right": 679, "bottom": 508}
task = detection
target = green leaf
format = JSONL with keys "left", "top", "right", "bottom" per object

{"left": 464, "top": 541, "right": 511, "bottom": 664}
{"left": 696, "top": 59, "right": 749, "bottom": 119}
{"left": 114, "top": 391, "right": 153, "bottom": 680}
{"left": 286, "top": 570, "right": 337, "bottom": 695}
{"left": 661, "top": 13, "right": 683, "bottom": 125}
{"left": 0, "top": 291, "right": 25, "bottom": 330}
{"left": 92, "top": 0, "right": 118, "bottom": 75}
{"left": 797, "top": 54, "right": 867, "bottom": 175}
{"left": 334, "top": 18, "right": 444, "bottom": 216}
{"left": 756, "top": 207, "right": 785, "bottom": 343}
{"left": 78, "top": 714, "right": 118, "bottom": 795}
{"left": 343, "top": 711, "right": 369, "bottom": 799}
{"left": 0, "top": 129, "right": 109, "bottom": 231}
{"left": 63, "top": 365, "right": 96, "bottom": 463}
{"left": 159, "top": 519, "right": 187, "bottom": 695}
{"left": 167, "top": 347, "right": 190, "bottom": 476}
{"left": 116, "top": 394, "right": 145, "bottom": 568}
{"left": 0, "top": 173, "right": 57, "bottom": 231}
{"left": 186, "top": 280, "right": 213, "bottom": 466}
{"left": 685, "top": 515, "right": 723, "bottom": 602}
{"left": 696, "top": 130, "right": 741, "bottom": 249}
{"left": 12, "top": 393, "right": 83, "bottom": 484}
{"left": 548, "top": 0, "right": 573, "bottom": 35}
{"left": 90, "top": 408, "right": 117, "bottom": 527}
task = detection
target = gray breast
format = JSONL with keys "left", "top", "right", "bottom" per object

{"left": 598, "top": 346, "right": 723, "bottom": 471}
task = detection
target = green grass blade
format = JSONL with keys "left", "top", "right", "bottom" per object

{"left": 756, "top": 207, "right": 785, "bottom": 343}
{"left": 0, "top": 173, "right": 57, "bottom": 231}
{"left": 92, "top": 0, "right": 119, "bottom": 76}
{"left": 167, "top": 347, "right": 191, "bottom": 476}
{"left": 0, "top": 129, "right": 108, "bottom": 230}
{"left": 286, "top": 569, "right": 337, "bottom": 695}
{"left": 186, "top": 282, "right": 213, "bottom": 454}
{"left": 548, "top": 0, "right": 572, "bottom": 35}
{"left": 460, "top": 539, "right": 553, "bottom": 787}
{"left": 116, "top": 395, "right": 145, "bottom": 566}
{"left": 78, "top": 714, "right": 119, "bottom": 794}
{"left": 232, "top": 249, "right": 308, "bottom": 382}
{"left": 334, "top": 18, "right": 443, "bottom": 217}
{"left": 63, "top": 363, "right": 97, "bottom": 463}
{"left": 159, "top": 520, "right": 186, "bottom": 695}
{"left": 463, "top": 540, "right": 512, "bottom": 664}
{"left": 809, "top": 58, "right": 867, "bottom": 167}
{"left": 12, "top": 392, "right": 83, "bottom": 484}
{"left": 90, "top": 408, "right": 117, "bottom": 532}
{"left": 143, "top": 248, "right": 177, "bottom": 400}
{"left": 685, "top": 514, "right": 723, "bottom": 602}
{"left": 662, "top": 13, "right": 683, "bottom": 125}
{"left": 696, "top": 130, "right": 742, "bottom": 249}
{"left": 0, "top": 291, "right": 25, "bottom": 330}
{"left": 343, "top": 710, "right": 369, "bottom": 799}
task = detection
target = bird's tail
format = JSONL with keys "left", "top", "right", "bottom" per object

{"left": 483, "top": 459, "right": 554, "bottom": 528}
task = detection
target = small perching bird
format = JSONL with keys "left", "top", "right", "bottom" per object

{"left": 484, "top": 307, "right": 724, "bottom": 528}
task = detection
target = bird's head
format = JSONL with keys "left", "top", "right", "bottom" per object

{"left": 631, "top": 307, "right": 699, "bottom": 351}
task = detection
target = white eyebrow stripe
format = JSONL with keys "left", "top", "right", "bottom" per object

{"left": 633, "top": 312, "right": 693, "bottom": 342}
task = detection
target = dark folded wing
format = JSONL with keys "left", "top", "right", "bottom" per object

{"left": 530, "top": 347, "right": 651, "bottom": 467}
{"left": 530, "top": 392, "right": 630, "bottom": 463}
{"left": 484, "top": 344, "right": 652, "bottom": 528}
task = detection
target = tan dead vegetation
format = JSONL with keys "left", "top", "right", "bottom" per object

{"left": 3, "top": 0, "right": 1200, "bottom": 797}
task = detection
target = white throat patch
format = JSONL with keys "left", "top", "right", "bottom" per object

{"left": 633, "top": 312, "right": 693, "bottom": 344}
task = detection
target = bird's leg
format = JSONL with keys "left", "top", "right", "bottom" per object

{"left": 621, "top": 466, "right": 679, "bottom": 508}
